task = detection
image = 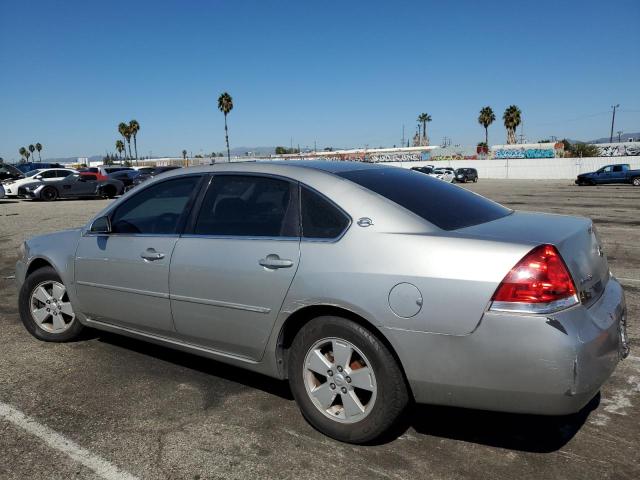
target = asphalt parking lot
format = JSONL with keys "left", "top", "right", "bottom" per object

{"left": 1, "top": 180, "right": 639, "bottom": 480}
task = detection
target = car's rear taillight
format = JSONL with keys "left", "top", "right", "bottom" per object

{"left": 490, "top": 244, "right": 579, "bottom": 314}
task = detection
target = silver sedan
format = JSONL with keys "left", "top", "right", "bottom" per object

{"left": 16, "top": 161, "right": 629, "bottom": 443}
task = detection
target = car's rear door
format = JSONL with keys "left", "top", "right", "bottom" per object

{"left": 169, "top": 174, "right": 300, "bottom": 361}
{"left": 75, "top": 175, "right": 204, "bottom": 334}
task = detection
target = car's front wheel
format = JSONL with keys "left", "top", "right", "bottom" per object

{"left": 19, "top": 266, "right": 84, "bottom": 342}
{"left": 288, "top": 316, "right": 409, "bottom": 444}
{"left": 632, "top": 177, "right": 640, "bottom": 186}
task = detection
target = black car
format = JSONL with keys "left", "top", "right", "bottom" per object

{"left": 454, "top": 168, "right": 478, "bottom": 183}
{"left": 130, "top": 166, "right": 182, "bottom": 188}
{"left": 0, "top": 163, "right": 25, "bottom": 182}
{"left": 108, "top": 170, "right": 141, "bottom": 191}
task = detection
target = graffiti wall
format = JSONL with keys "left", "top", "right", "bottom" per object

{"left": 596, "top": 142, "right": 640, "bottom": 157}
{"left": 491, "top": 142, "right": 563, "bottom": 159}
{"left": 493, "top": 148, "right": 555, "bottom": 159}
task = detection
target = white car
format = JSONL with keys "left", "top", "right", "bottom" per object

{"left": 429, "top": 168, "right": 455, "bottom": 183}
{"left": 3, "top": 168, "right": 78, "bottom": 197}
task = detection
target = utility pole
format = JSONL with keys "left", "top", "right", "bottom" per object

{"left": 617, "top": 131, "right": 623, "bottom": 143}
{"left": 401, "top": 124, "right": 405, "bottom": 148}
{"left": 609, "top": 104, "right": 619, "bottom": 143}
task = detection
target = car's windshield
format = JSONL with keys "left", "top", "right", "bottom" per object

{"left": 337, "top": 167, "right": 511, "bottom": 230}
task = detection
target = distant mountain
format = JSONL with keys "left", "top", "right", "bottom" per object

{"left": 567, "top": 132, "right": 640, "bottom": 144}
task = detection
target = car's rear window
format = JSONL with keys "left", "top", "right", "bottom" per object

{"left": 337, "top": 167, "right": 511, "bottom": 230}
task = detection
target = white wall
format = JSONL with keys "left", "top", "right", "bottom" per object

{"left": 387, "top": 156, "right": 640, "bottom": 179}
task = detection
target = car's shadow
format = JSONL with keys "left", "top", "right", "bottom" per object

{"left": 93, "top": 331, "right": 596, "bottom": 452}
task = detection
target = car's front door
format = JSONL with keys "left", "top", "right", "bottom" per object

{"left": 170, "top": 174, "right": 301, "bottom": 360}
{"left": 74, "top": 175, "right": 203, "bottom": 334}
{"left": 60, "top": 174, "right": 96, "bottom": 196}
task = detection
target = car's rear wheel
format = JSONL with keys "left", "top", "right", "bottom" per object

{"left": 632, "top": 177, "right": 640, "bottom": 186}
{"left": 288, "top": 316, "right": 408, "bottom": 444}
{"left": 473, "top": 177, "right": 478, "bottom": 182}
{"left": 19, "top": 266, "right": 84, "bottom": 342}
{"left": 41, "top": 186, "right": 58, "bottom": 201}
{"left": 100, "top": 185, "right": 117, "bottom": 198}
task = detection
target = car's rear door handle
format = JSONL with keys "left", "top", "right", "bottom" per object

{"left": 141, "top": 248, "right": 165, "bottom": 261}
{"left": 259, "top": 254, "right": 294, "bottom": 269}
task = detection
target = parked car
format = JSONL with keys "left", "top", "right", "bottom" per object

{"left": 19, "top": 173, "right": 124, "bottom": 201}
{"left": 15, "top": 162, "right": 628, "bottom": 444}
{"left": 410, "top": 166, "right": 434, "bottom": 175}
{"left": 130, "top": 166, "right": 182, "bottom": 188}
{"left": 2, "top": 168, "right": 77, "bottom": 197}
{"left": 454, "top": 167, "right": 478, "bottom": 183}
{"left": 79, "top": 170, "right": 108, "bottom": 181}
{"left": 108, "top": 170, "right": 141, "bottom": 191}
{"left": 576, "top": 164, "right": 640, "bottom": 186}
{"left": 133, "top": 166, "right": 156, "bottom": 174}
{"left": 0, "top": 163, "right": 25, "bottom": 182}
{"left": 15, "top": 162, "right": 65, "bottom": 174}
{"left": 430, "top": 168, "right": 455, "bottom": 182}
{"left": 81, "top": 166, "right": 134, "bottom": 177}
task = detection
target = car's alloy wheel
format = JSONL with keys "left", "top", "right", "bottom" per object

{"left": 633, "top": 177, "right": 640, "bottom": 186}
{"left": 303, "top": 337, "right": 377, "bottom": 424}
{"left": 19, "top": 266, "right": 84, "bottom": 342}
{"left": 29, "top": 280, "right": 75, "bottom": 333}
{"left": 288, "top": 316, "right": 409, "bottom": 444}
{"left": 41, "top": 187, "right": 58, "bottom": 201}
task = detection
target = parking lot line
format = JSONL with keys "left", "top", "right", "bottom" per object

{"left": 0, "top": 401, "right": 138, "bottom": 480}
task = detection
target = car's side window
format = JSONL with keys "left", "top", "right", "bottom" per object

{"left": 41, "top": 170, "right": 57, "bottom": 178}
{"left": 111, "top": 176, "right": 201, "bottom": 235}
{"left": 194, "top": 175, "right": 299, "bottom": 237}
{"left": 57, "top": 170, "right": 73, "bottom": 178}
{"left": 301, "top": 186, "right": 349, "bottom": 239}
{"left": 603, "top": 166, "right": 613, "bottom": 173}
{"left": 613, "top": 165, "right": 622, "bottom": 172}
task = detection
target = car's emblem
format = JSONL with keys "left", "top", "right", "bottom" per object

{"left": 357, "top": 217, "right": 374, "bottom": 227}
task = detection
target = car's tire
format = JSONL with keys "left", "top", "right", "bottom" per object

{"left": 473, "top": 177, "right": 478, "bottom": 183}
{"left": 40, "top": 186, "right": 58, "bottom": 201}
{"left": 632, "top": 177, "right": 640, "bottom": 186}
{"left": 19, "top": 266, "right": 84, "bottom": 342}
{"left": 100, "top": 185, "right": 117, "bottom": 198}
{"left": 288, "top": 316, "right": 409, "bottom": 444}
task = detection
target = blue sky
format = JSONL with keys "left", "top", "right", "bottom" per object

{"left": 1, "top": 0, "right": 639, "bottom": 160}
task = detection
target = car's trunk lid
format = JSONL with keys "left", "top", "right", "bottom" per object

{"left": 456, "top": 211, "right": 609, "bottom": 308}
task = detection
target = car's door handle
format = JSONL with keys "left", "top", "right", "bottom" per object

{"left": 259, "top": 254, "right": 294, "bottom": 269}
{"left": 141, "top": 248, "right": 165, "bottom": 261}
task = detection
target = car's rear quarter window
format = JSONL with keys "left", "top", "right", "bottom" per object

{"left": 337, "top": 167, "right": 510, "bottom": 230}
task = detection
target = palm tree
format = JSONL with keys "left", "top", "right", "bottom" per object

{"left": 35, "top": 142, "right": 43, "bottom": 161}
{"left": 417, "top": 113, "right": 432, "bottom": 145}
{"left": 19, "top": 147, "right": 27, "bottom": 162}
{"left": 503, "top": 105, "right": 522, "bottom": 144}
{"left": 182, "top": 149, "right": 188, "bottom": 167}
{"left": 478, "top": 107, "right": 496, "bottom": 145}
{"left": 128, "top": 119, "right": 140, "bottom": 162}
{"left": 115, "top": 140, "right": 125, "bottom": 160}
{"left": 217, "top": 92, "right": 234, "bottom": 161}
{"left": 118, "top": 122, "right": 129, "bottom": 159}
{"left": 28, "top": 144, "right": 35, "bottom": 161}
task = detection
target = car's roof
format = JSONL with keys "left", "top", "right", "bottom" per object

{"left": 157, "top": 160, "right": 390, "bottom": 179}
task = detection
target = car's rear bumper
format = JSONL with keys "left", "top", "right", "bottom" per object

{"left": 388, "top": 276, "right": 628, "bottom": 415}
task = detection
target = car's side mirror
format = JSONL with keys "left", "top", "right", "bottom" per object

{"left": 89, "top": 216, "right": 111, "bottom": 234}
